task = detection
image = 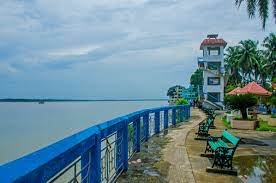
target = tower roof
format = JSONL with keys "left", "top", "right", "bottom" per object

{"left": 200, "top": 35, "right": 227, "bottom": 49}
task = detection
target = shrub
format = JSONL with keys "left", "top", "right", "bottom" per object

{"left": 224, "top": 94, "right": 257, "bottom": 119}
{"left": 271, "top": 95, "right": 276, "bottom": 106}
{"left": 222, "top": 117, "right": 231, "bottom": 128}
{"left": 272, "top": 77, "right": 276, "bottom": 83}
{"left": 256, "top": 119, "right": 276, "bottom": 132}
{"left": 176, "top": 99, "right": 188, "bottom": 105}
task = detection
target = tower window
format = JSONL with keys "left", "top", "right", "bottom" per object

{"left": 208, "top": 47, "right": 220, "bottom": 56}
{"left": 208, "top": 77, "right": 220, "bottom": 85}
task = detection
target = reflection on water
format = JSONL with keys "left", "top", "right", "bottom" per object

{"left": 234, "top": 155, "right": 276, "bottom": 183}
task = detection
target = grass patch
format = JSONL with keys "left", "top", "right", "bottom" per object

{"left": 272, "top": 114, "right": 276, "bottom": 118}
{"left": 222, "top": 117, "right": 231, "bottom": 129}
{"left": 256, "top": 119, "right": 276, "bottom": 132}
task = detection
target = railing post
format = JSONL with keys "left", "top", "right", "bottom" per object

{"left": 172, "top": 108, "right": 176, "bottom": 126}
{"left": 185, "top": 106, "right": 189, "bottom": 120}
{"left": 133, "top": 118, "right": 141, "bottom": 152}
{"left": 188, "top": 105, "right": 191, "bottom": 118}
{"left": 154, "top": 111, "right": 160, "bottom": 134}
{"left": 81, "top": 133, "right": 101, "bottom": 183}
{"left": 164, "top": 110, "right": 168, "bottom": 129}
{"left": 179, "top": 107, "right": 183, "bottom": 122}
{"left": 121, "top": 120, "right": 129, "bottom": 171}
{"left": 143, "top": 113, "right": 149, "bottom": 141}
{"left": 116, "top": 126, "right": 123, "bottom": 173}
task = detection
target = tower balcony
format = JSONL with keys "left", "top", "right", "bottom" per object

{"left": 202, "top": 54, "right": 224, "bottom": 62}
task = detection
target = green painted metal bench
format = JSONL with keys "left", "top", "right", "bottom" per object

{"left": 195, "top": 117, "right": 214, "bottom": 138}
{"left": 203, "top": 130, "right": 241, "bottom": 170}
{"left": 202, "top": 108, "right": 216, "bottom": 128}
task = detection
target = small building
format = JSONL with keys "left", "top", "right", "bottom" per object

{"left": 198, "top": 34, "right": 227, "bottom": 109}
{"left": 167, "top": 85, "right": 184, "bottom": 105}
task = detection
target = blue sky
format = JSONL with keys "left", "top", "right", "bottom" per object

{"left": 0, "top": 0, "right": 275, "bottom": 99}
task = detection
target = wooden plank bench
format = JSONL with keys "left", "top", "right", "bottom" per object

{"left": 201, "top": 130, "right": 241, "bottom": 174}
{"left": 195, "top": 117, "right": 214, "bottom": 140}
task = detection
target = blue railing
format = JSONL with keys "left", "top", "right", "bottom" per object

{"left": 0, "top": 105, "right": 190, "bottom": 183}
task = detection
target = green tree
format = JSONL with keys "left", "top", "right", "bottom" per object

{"left": 235, "top": 0, "right": 276, "bottom": 29}
{"left": 190, "top": 69, "right": 203, "bottom": 86}
{"left": 225, "top": 46, "right": 243, "bottom": 85}
{"left": 262, "top": 33, "right": 276, "bottom": 78}
{"left": 176, "top": 99, "right": 189, "bottom": 105}
{"left": 190, "top": 69, "right": 203, "bottom": 97}
{"left": 238, "top": 40, "right": 259, "bottom": 82}
{"left": 224, "top": 94, "right": 258, "bottom": 119}
{"left": 224, "top": 33, "right": 275, "bottom": 90}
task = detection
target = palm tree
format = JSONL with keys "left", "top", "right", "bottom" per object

{"left": 257, "top": 52, "right": 269, "bottom": 85}
{"left": 262, "top": 33, "right": 276, "bottom": 77}
{"left": 224, "top": 46, "right": 243, "bottom": 85}
{"left": 237, "top": 40, "right": 259, "bottom": 82}
{"left": 235, "top": 0, "right": 276, "bottom": 29}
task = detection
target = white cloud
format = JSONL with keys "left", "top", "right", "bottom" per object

{"left": 48, "top": 45, "right": 101, "bottom": 58}
{"left": 0, "top": 0, "right": 275, "bottom": 98}
{"left": 0, "top": 63, "right": 18, "bottom": 74}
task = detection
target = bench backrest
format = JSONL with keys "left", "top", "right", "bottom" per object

{"left": 221, "top": 130, "right": 240, "bottom": 146}
{"left": 206, "top": 118, "right": 213, "bottom": 125}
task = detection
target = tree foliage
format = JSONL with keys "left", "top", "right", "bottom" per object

{"left": 235, "top": 0, "right": 275, "bottom": 29}
{"left": 224, "top": 33, "right": 275, "bottom": 88}
{"left": 176, "top": 99, "right": 189, "bottom": 105}
{"left": 190, "top": 69, "right": 203, "bottom": 86}
{"left": 225, "top": 85, "right": 237, "bottom": 93}
{"left": 190, "top": 69, "right": 203, "bottom": 97}
{"left": 224, "top": 94, "right": 258, "bottom": 119}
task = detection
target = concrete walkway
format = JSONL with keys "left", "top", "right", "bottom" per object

{"left": 118, "top": 108, "right": 206, "bottom": 183}
{"left": 161, "top": 109, "right": 206, "bottom": 183}
{"left": 119, "top": 108, "right": 276, "bottom": 182}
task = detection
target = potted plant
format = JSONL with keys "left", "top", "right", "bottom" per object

{"left": 224, "top": 94, "right": 258, "bottom": 130}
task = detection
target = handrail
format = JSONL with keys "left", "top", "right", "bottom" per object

{"left": 0, "top": 104, "right": 190, "bottom": 183}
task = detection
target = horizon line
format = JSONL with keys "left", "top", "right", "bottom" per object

{"left": 0, "top": 98, "right": 168, "bottom": 102}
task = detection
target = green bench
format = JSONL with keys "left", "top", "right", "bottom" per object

{"left": 195, "top": 117, "right": 214, "bottom": 138}
{"left": 202, "top": 108, "right": 216, "bottom": 128}
{"left": 203, "top": 130, "right": 241, "bottom": 170}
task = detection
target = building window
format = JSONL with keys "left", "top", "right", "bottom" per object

{"left": 207, "top": 62, "right": 221, "bottom": 70}
{"left": 207, "top": 92, "right": 220, "bottom": 102}
{"left": 208, "top": 47, "right": 220, "bottom": 56}
{"left": 208, "top": 77, "right": 220, "bottom": 85}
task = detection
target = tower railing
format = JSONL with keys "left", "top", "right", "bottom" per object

{"left": 0, "top": 105, "right": 190, "bottom": 183}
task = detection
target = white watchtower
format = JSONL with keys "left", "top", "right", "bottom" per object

{"left": 198, "top": 34, "right": 227, "bottom": 109}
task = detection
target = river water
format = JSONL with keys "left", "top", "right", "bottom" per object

{"left": 0, "top": 101, "right": 167, "bottom": 164}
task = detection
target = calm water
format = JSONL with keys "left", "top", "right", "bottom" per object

{"left": 0, "top": 101, "right": 167, "bottom": 164}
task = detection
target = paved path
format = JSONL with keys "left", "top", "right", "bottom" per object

{"left": 162, "top": 109, "right": 206, "bottom": 183}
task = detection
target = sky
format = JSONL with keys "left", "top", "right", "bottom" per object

{"left": 0, "top": 0, "right": 275, "bottom": 99}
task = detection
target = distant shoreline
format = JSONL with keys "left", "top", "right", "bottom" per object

{"left": 0, "top": 99, "right": 168, "bottom": 102}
